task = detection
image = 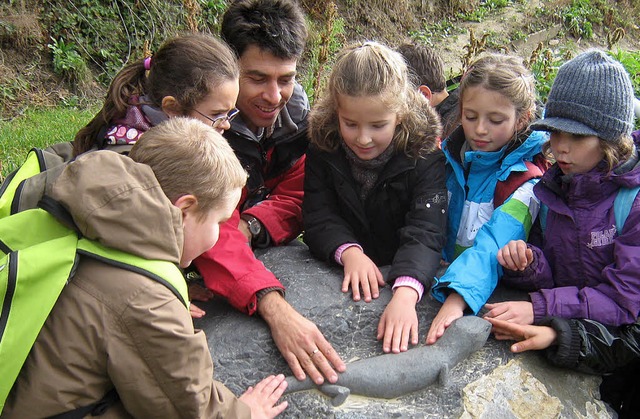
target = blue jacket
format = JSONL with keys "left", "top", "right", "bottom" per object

{"left": 432, "top": 126, "right": 547, "bottom": 313}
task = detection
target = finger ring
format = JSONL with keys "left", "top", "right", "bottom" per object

{"left": 310, "top": 348, "right": 320, "bottom": 357}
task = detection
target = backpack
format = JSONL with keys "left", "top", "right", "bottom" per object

{"left": 0, "top": 197, "right": 190, "bottom": 414}
{"left": 494, "top": 153, "right": 551, "bottom": 207}
{"left": 0, "top": 143, "right": 73, "bottom": 219}
{"left": 539, "top": 185, "right": 640, "bottom": 235}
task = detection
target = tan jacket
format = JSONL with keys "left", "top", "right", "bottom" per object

{"left": 2, "top": 151, "right": 250, "bottom": 418}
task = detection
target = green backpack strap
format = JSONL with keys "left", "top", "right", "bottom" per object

{"left": 613, "top": 185, "right": 640, "bottom": 233}
{"left": 0, "top": 149, "right": 47, "bottom": 219}
{"left": 77, "top": 239, "right": 189, "bottom": 308}
{"left": 0, "top": 145, "right": 71, "bottom": 219}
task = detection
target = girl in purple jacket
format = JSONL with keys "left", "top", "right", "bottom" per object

{"left": 485, "top": 49, "right": 640, "bottom": 327}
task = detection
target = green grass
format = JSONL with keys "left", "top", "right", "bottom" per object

{"left": 0, "top": 107, "right": 97, "bottom": 179}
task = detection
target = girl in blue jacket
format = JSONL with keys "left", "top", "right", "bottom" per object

{"left": 427, "top": 53, "right": 547, "bottom": 344}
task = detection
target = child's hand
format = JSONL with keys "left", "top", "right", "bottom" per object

{"left": 341, "top": 247, "right": 385, "bottom": 302}
{"left": 483, "top": 301, "right": 534, "bottom": 325}
{"left": 377, "top": 287, "right": 419, "bottom": 353}
{"left": 239, "top": 374, "right": 288, "bottom": 419}
{"left": 188, "top": 282, "right": 214, "bottom": 301}
{"left": 189, "top": 303, "right": 206, "bottom": 319}
{"left": 426, "top": 292, "right": 466, "bottom": 345}
{"left": 486, "top": 318, "right": 557, "bottom": 353}
{"left": 497, "top": 240, "right": 533, "bottom": 271}
{"left": 188, "top": 283, "right": 214, "bottom": 318}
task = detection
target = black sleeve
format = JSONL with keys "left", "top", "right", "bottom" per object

{"left": 542, "top": 317, "right": 640, "bottom": 375}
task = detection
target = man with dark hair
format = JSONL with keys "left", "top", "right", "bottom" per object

{"left": 194, "top": 0, "right": 346, "bottom": 386}
{"left": 397, "top": 42, "right": 460, "bottom": 138}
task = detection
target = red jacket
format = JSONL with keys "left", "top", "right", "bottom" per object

{"left": 195, "top": 84, "right": 309, "bottom": 314}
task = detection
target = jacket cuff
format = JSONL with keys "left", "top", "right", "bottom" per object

{"left": 539, "top": 317, "right": 582, "bottom": 368}
{"left": 240, "top": 214, "right": 271, "bottom": 248}
{"left": 334, "top": 243, "right": 363, "bottom": 266}
{"left": 529, "top": 291, "right": 547, "bottom": 323}
{"left": 256, "top": 286, "right": 285, "bottom": 301}
{"left": 392, "top": 276, "right": 424, "bottom": 302}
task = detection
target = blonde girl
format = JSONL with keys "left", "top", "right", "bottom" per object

{"left": 428, "top": 53, "right": 548, "bottom": 344}
{"left": 303, "top": 41, "right": 447, "bottom": 354}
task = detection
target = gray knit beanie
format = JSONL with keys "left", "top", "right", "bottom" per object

{"left": 531, "top": 49, "right": 634, "bottom": 142}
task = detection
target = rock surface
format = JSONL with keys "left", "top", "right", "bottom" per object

{"left": 194, "top": 242, "right": 614, "bottom": 418}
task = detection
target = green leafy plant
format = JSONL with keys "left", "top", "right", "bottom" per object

{"left": 560, "top": 0, "right": 603, "bottom": 39}
{"left": 528, "top": 44, "right": 570, "bottom": 105}
{"left": 47, "top": 37, "right": 89, "bottom": 86}
{"left": 41, "top": 0, "right": 228, "bottom": 86}
{"left": 457, "top": 0, "right": 510, "bottom": 22}
{"left": 608, "top": 49, "right": 640, "bottom": 97}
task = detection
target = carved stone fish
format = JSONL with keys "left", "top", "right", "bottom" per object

{"left": 284, "top": 315, "right": 491, "bottom": 406}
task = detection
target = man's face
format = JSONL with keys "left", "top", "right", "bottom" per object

{"left": 236, "top": 45, "right": 297, "bottom": 134}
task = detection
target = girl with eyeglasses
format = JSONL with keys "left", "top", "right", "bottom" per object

{"left": 73, "top": 33, "right": 240, "bottom": 156}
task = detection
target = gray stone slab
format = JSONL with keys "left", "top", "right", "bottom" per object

{"left": 193, "top": 242, "right": 613, "bottom": 418}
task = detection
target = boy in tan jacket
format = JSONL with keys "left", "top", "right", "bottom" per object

{"left": 3, "top": 118, "right": 288, "bottom": 418}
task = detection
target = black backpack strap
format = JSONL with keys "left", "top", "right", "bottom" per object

{"left": 38, "top": 195, "right": 82, "bottom": 237}
{"left": 46, "top": 388, "right": 120, "bottom": 419}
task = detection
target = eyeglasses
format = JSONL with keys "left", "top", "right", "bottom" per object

{"left": 193, "top": 108, "right": 240, "bottom": 128}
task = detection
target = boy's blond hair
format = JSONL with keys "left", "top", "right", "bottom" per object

{"left": 129, "top": 118, "right": 247, "bottom": 217}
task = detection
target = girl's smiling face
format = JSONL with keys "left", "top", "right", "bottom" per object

{"left": 461, "top": 85, "right": 527, "bottom": 152}
{"left": 337, "top": 94, "right": 400, "bottom": 160}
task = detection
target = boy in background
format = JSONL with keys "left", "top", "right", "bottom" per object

{"left": 398, "top": 42, "right": 459, "bottom": 138}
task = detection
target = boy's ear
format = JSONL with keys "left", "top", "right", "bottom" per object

{"left": 174, "top": 194, "right": 199, "bottom": 219}
{"left": 418, "top": 85, "right": 433, "bottom": 102}
{"left": 161, "top": 96, "right": 182, "bottom": 117}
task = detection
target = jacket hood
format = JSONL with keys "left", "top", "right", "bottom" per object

{"left": 49, "top": 151, "right": 183, "bottom": 263}
{"left": 443, "top": 127, "right": 547, "bottom": 180}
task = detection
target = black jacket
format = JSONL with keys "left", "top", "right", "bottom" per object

{"left": 542, "top": 317, "right": 640, "bottom": 417}
{"left": 542, "top": 316, "right": 640, "bottom": 374}
{"left": 303, "top": 144, "right": 447, "bottom": 286}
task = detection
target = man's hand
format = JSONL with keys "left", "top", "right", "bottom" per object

{"left": 484, "top": 301, "right": 535, "bottom": 325}
{"left": 486, "top": 317, "right": 557, "bottom": 353}
{"left": 377, "top": 287, "right": 419, "bottom": 353}
{"left": 497, "top": 240, "right": 533, "bottom": 271}
{"left": 238, "top": 218, "right": 252, "bottom": 244}
{"left": 341, "top": 247, "right": 385, "bottom": 302}
{"left": 258, "top": 292, "right": 346, "bottom": 385}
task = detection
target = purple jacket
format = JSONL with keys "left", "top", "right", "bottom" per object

{"left": 502, "top": 143, "right": 640, "bottom": 326}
